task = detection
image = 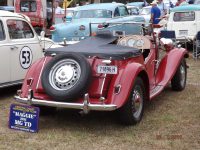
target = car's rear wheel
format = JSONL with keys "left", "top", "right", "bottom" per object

{"left": 119, "top": 77, "right": 145, "bottom": 125}
{"left": 41, "top": 53, "right": 91, "bottom": 101}
{"left": 171, "top": 59, "right": 187, "bottom": 91}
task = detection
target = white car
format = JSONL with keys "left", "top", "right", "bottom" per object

{"left": 167, "top": 5, "right": 200, "bottom": 43}
{"left": 0, "top": 10, "right": 44, "bottom": 88}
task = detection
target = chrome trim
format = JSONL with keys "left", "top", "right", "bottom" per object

{"left": 0, "top": 80, "right": 23, "bottom": 88}
{"left": 14, "top": 91, "right": 117, "bottom": 112}
{"left": 102, "top": 60, "right": 111, "bottom": 64}
{"left": 36, "top": 57, "right": 47, "bottom": 89}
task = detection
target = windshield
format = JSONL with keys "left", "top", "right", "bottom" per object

{"left": 140, "top": 7, "right": 151, "bottom": 15}
{"left": 73, "top": 9, "right": 112, "bottom": 19}
{"left": 173, "top": 12, "right": 195, "bottom": 22}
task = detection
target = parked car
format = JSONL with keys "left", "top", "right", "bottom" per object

{"left": 167, "top": 5, "right": 200, "bottom": 44}
{"left": 50, "top": 3, "right": 145, "bottom": 43}
{"left": 0, "top": 10, "right": 45, "bottom": 88}
{"left": 0, "top": 6, "right": 14, "bottom": 12}
{"left": 14, "top": 23, "right": 188, "bottom": 125}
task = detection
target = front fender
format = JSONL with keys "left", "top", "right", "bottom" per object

{"left": 156, "top": 48, "right": 188, "bottom": 85}
{"left": 107, "top": 62, "right": 147, "bottom": 108}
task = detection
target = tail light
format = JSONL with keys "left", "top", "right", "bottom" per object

{"left": 98, "top": 24, "right": 103, "bottom": 29}
{"left": 50, "top": 25, "right": 55, "bottom": 32}
{"left": 79, "top": 25, "right": 85, "bottom": 30}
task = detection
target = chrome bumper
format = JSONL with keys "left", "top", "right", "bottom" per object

{"left": 14, "top": 90, "right": 117, "bottom": 114}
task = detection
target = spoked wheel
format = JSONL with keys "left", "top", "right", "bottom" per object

{"left": 119, "top": 77, "right": 146, "bottom": 125}
{"left": 41, "top": 53, "right": 91, "bottom": 101}
{"left": 171, "top": 58, "right": 187, "bottom": 91}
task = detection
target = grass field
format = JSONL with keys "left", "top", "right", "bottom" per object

{"left": 0, "top": 57, "right": 199, "bottom": 150}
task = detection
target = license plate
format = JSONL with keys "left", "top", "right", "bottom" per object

{"left": 179, "top": 30, "right": 188, "bottom": 36}
{"left": 97, "top": 65, "right": 118, "bottom": 74}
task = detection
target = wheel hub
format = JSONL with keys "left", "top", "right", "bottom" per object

{"left": 132, "top": 88, "right": 143, "bottom": 119}
{"left": 180, "top": 65, "right": 185, "bottom": 87}
{"left": 49, "top": 59, "right": 81, "bottom": 91}
{"left": 55, "top": 65, "right": 74, "bottom": 83}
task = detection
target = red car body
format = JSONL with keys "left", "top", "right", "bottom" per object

{"left": 14, "top": 31, "right": 188, "bottom": 124}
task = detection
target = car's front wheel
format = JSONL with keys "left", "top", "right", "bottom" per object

{"left": 119, "top": 77, "right": 146, "bottom": 125}
{"left": 171, "top": 59, "right": 187, "bottom": 91}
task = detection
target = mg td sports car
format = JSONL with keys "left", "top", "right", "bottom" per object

{"left": 14, "top": 28, "right": 188, "bottom": 125}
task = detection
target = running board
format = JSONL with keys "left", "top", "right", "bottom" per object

{"left": 150, "top": 85, "right": 165, "bottom": 99}
{"left": 0, "top": 80, "right": 23, "bottom": 88}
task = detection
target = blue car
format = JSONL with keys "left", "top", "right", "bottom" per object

{"left": 51, "top": 3, "right": 145, "bottom": 43}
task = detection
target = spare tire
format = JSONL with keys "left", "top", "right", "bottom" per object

{"left": 41, "top": 53, "right": 91, "bottom": 101}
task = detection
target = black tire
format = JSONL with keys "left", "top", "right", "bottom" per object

{"left": 119, "top": 77, "right": 146, "bottom": 125}
{"left": 171, "top": 59, "right": 187, "bottom": 91}
{"left": 41, "top": 53, "right": 91, "bottom": 101}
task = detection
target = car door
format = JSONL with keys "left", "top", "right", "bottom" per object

{"left": 6, "top": 17, "right": 43, "bottom": 82}
{"left": 0, "top": 19, "right": 10, "bottom": 84}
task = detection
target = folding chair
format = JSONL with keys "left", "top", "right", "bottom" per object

{"left": 160, "top": 30, "right": 176, "bottom": 40}
{"left": 193, "top": 31, "right": 200, "bottom": 60}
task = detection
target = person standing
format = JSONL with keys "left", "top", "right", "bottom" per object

{"left": 157, "top": 0, "right": 168, "bottom": 17}
{"left": 54, "top": 0, "right": 62, "bottom": 14}
{"left": 150, "top": 0, "right": 161, "bottom": 25}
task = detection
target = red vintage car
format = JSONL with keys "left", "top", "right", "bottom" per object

{"left": 14, "top": 30, "right": 188, "bottom": 125}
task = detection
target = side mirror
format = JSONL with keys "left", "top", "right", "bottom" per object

{"left": 40, "top": 31, "right": 45, "bottom": 38}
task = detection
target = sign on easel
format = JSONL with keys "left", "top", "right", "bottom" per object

{"left": 9, "top": 104, "right": 39, "bottom": 133}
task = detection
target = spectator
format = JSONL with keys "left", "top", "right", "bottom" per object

{"left": 150, "top": 0, "right": 161, "bottom": 25}
{"left": 179, "top": 0, "right": 189, "bottom": 5}
{"left": 157, "top": 0, "right": 168, "bottom": 17}
{"left": 176, "top": 0, "right": 188, "bottom": 6}
{"left": 54, "top": 0, "right": 62, "bottom": 14}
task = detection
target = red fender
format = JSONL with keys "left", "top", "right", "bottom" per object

{"left": 106, "top": 62, "right": 147, "bottom": 108}
{"left": 156, "top": 48, "right": 188, "bottom": 86}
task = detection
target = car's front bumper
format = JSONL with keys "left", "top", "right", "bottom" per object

{"left": 14, "top": 90, "right": 117, "bottom": 114}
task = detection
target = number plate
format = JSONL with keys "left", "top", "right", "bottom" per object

{"left": 97, "top": 65, "right": 118, "bottom": 74}
{"left": 179, "top": 30, "right": 188, "bottom": 36}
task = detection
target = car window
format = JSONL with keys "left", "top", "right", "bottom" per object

{"left": 140, "top": 7, "right": 151, "bottom": 15}
{"left": 114, "top": 8, "right": 120, "bottom": 17}
{"left": 128, "top": 8, "right": 139, "bottom": 15}
{"left": 7, "top": 19, "right": 34, "bottom": 39}
{"left": 0, "top": 20, "right": 5, "bottom": 41}
{"left": 118, "top": 6, "right": 129, "bottom": 16}
{"left": 73, "top": 10, "right": 112, "bottom": 19}
{"left": 173, "top": 12, "right": 195, "bottom": 22}
{"left": 20, "top": 1, "right": 37, "bottom": 12}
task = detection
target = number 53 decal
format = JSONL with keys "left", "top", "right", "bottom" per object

{"left": 19, "top": 46, "right": 33, "bottom": 69}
